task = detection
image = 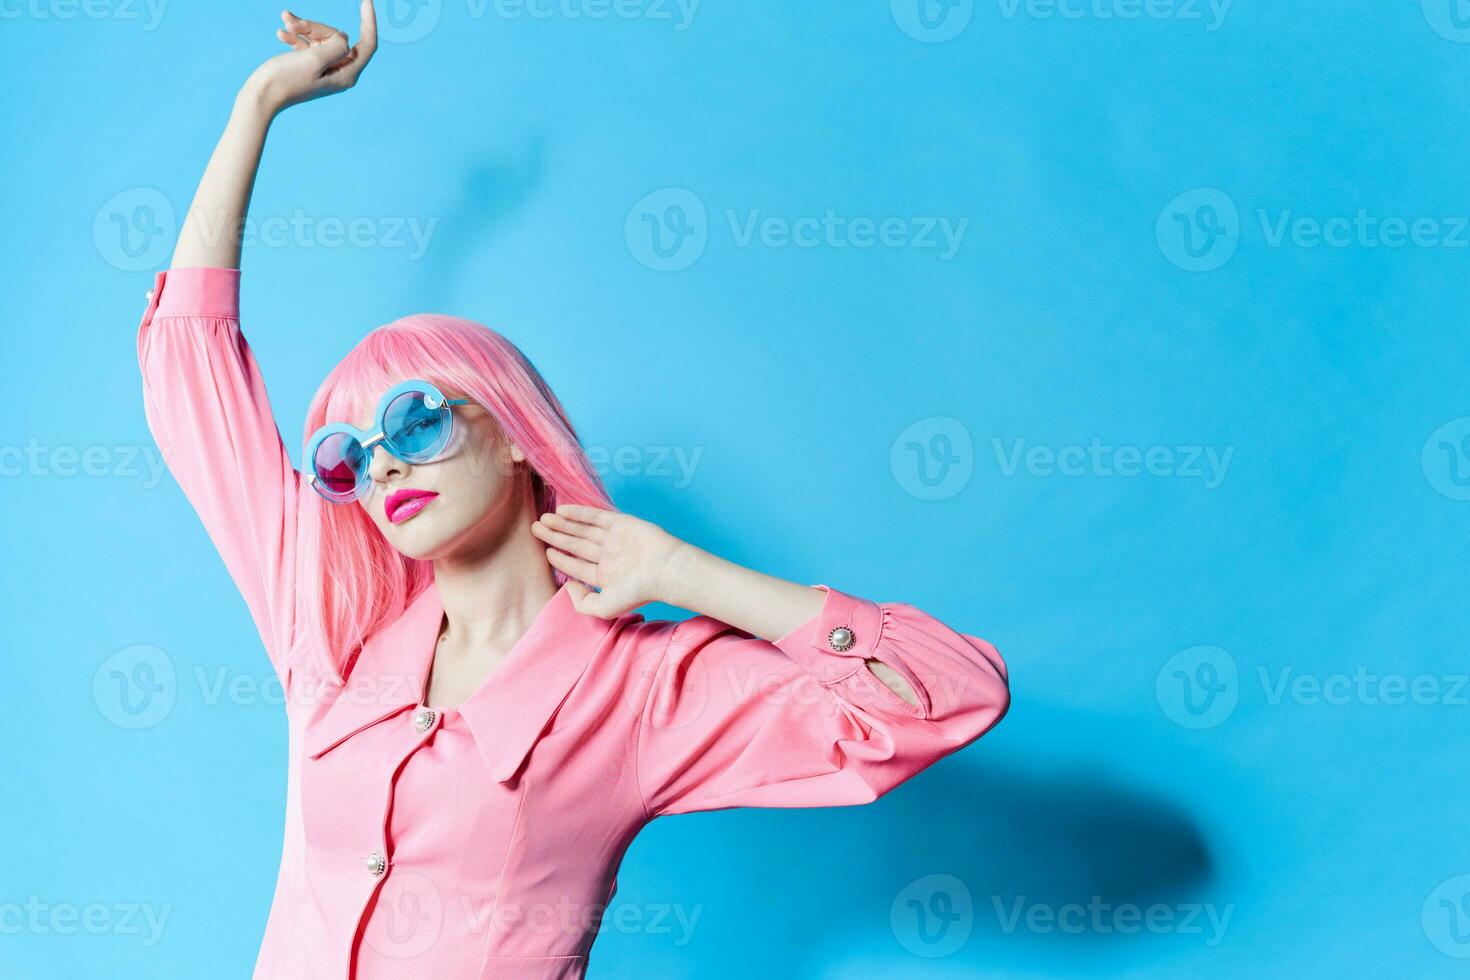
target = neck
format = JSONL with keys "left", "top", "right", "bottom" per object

{"left": 430, "top": 481, "right": 558, "bottom": 648}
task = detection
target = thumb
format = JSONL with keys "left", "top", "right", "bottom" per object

{"left": 566, "top": 580, "right": 617, "bottom": 619}
{"left": 565, "top": 579, "right": 596, "bottom": 611}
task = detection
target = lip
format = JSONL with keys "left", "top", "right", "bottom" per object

{"left": 385, "top": 488, "right": 439, "bottom": 524}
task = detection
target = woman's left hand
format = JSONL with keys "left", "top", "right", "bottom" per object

{"left": 531, "top": 505, "right": 692, "bottom": 618}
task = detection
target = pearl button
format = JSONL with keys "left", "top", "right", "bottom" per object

{"left": 828, "top": 626, "right": 856, "bottom": 652}
{"left": 412, "top": 708, "right": 436, "bottom": 734}
{"left": 145, "top": 288, "right": 155, "bottom": 303}
{"left": 364, "top": 850, "right": 386, "bottom": 876}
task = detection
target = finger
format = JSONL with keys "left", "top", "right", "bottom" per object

{"left": 324, "top": 1, "right": 377, "bottom": 86}
{"left": 276, "top": 28, "right": 309, "bottom": 49}
{"left": 555, "top": 503, "right": 616, "bottom": 528}
{"left": 544, "top": 547, "right": 599, "bottom": 585}
{"left": 281, "top": 10, "right": 343, "bottom": 42}
{"left": 538, "top": 511, "right": 605, "bottom": 543}
{"left": 530, "top": 519, "right": 600, "bottom": 561}
{"left": 355, "top": 0, "right": 378, "bottom": 67}
{"left": 302, "top": 30, "right": 353, "bottom": 72}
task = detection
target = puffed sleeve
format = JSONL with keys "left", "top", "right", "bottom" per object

{"left": 634, "top": 584, "right": 1011, "bottom": 818}
{"left": 136, "top": 267, "right": 302, "bottom": 678}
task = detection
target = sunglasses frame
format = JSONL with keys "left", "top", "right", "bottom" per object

{"left": 305, "top": 379, "right": 471, "bottom": 503}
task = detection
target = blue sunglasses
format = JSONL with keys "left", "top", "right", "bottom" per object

{"left": 305, "top": 379, "right": 471, "bottom": 504}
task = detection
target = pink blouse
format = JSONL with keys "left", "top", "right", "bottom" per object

{"left": 135, "top": 266, "right": 1012, "bottom": 980}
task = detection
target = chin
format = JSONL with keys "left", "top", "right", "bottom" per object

{"left": 381, "top": 518, "right": 455, "bottom": 561}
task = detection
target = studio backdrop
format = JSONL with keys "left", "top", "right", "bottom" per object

{"left": 2, "top": 1, "right": 1466, "bottom": 977}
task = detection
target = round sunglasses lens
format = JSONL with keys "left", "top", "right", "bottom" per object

{"left": 313, "top": 432, "right": 368, "bottom": 497}
{"left": 383, "top": 390, "right": 450, "bottom": 461}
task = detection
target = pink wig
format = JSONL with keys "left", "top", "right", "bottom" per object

{"left": 301, "top": 313, "right": 613, "bottom": 679}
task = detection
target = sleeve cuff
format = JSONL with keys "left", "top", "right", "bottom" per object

{"left": 149, "top": 266, "right": 240, "bottom": 320}
{"left": 771, "top": 584, "right": 885, "bottom": 684}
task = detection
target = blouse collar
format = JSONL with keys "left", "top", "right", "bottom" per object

{"left": 303, "top": 578, "right": 623, "bottom": 782}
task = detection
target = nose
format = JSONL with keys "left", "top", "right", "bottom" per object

{"left": 366, "top": 442, "right": 408, "bottom": 487}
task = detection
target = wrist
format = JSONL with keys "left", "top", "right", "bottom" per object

{"left": 235, "top": 77, "right": 283, "bottom": 123}
{"left": 657, "top": 539, "right": 710, "bottom": 610}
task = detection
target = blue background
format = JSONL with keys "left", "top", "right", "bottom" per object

{"left": 3, "top": 0, "right": 1468, "bottom": 976}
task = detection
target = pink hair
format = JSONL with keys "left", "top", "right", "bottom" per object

{"left": 301, "top": 313, "right": 613, "bottom": 680}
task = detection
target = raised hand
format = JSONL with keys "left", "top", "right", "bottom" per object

{"left": 248, "top": 2, "right": 378, "bottom": 114}
{"left": 530, "top": 505, "right": 691, "bottom": 619}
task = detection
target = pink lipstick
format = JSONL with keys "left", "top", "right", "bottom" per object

{"left": 385, "top": 488, "right": 438, "bottom": 524}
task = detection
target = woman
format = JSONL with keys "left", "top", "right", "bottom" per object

{"left": 137, "top": 4, "right": 1011, "bottom": 977}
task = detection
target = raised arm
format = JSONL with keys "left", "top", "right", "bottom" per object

{"left": 173, "top": 3, "right": 378, "bottom": 268}
{"left": 139, "top": 6, "right": 378, "bottom": 681}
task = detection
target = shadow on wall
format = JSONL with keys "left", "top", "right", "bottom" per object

{"left": 628, "top": 754, "right": 1216, "bottom": 972}
{"left": 414, "top": 138, "right": 546, "bottom": 304}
